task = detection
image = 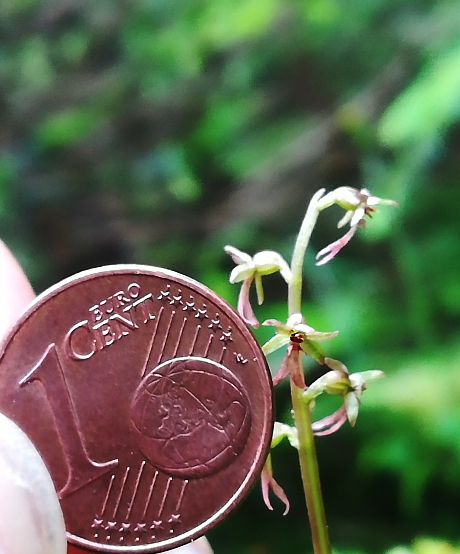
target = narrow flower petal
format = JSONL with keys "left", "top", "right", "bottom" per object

{"left": 350, "top": 370, "right": 385, "bottom": 389}
{"left": 229, "top": 264, "right": 254, "bottom": 284}
{"left": 272, "top": 349, "right": 294, "bottom": 386}
{"left": 261, "top": 333, "right": 290, "bottom": 356}
{"left": 324, "top": 357, "right": 349, "bottom": 373}
{"left": 315, "top": 224, "right": 358, "bottom": 266}
{"left": 344, "top": 392, "right": 360, "bottom": 426}
{"left": 365, "top": 192, "right": 398, "bottom": 208}
{"left": 350, "top": 206, "right": 366, "bottom": 227}
{"left": 286, "top": 313, "right": 303, "bottom": 328}
{"left": 337, "top": 209, "right": 354, "bottom": 229}
{"left": 298, "top": 328, "right": 339, "bottom": 341}
{"left": 224, "top": 245, "right": 252, "bottom": 265}
{"left": 261, "top": 456, "right": 290, "bottom": 515}
{"left": 237, "top": 276, "right": 259, "bottom": 328}
{"left": 262, "top": 317, "right": 285, "bottom": 329}
{"left": 312, "top": 405, "right": 348, "bottom": 436}
{"left": 292, "top": 322, "right": 315, "bottom": 334}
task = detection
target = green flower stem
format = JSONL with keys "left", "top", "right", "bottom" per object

{"left": 288, "top": 188, "right": 332, "bottom": 554}
{"left": 291, "top": 379, "right": 331, "bottom": 554}
{"left": 288, "top": 189, "right": 324, "bottom": 316}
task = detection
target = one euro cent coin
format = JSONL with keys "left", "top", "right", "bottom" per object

{"left": 0, "top": 265, "right": 273, "bottom": 553}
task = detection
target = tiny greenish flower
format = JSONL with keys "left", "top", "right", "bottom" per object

{"left": 309, "top": 357, "right": 384, "bottom": 435}
{"left": 224, "top": 245, "right": 291, "bottom": 328}
{"left": 305, "top": 369, "right": 352, "bottom": 400}
{"left": 272, "top": 421, "right": 299, "bottom": 449}
{"left": 262, "top": 314, "right": 339, "bottom": 388}
{"left": 262, "top": 313, "right": 339, "bottom": 362}
{"left": 315, "top": 187, "right": 398, "bottom": 266}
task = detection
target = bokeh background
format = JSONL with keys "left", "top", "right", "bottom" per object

{"left": 2, "top": 0, "right": 460, "bottom": 553}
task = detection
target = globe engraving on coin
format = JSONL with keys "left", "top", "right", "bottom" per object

{"left": 0, "top": 266, "right": 273, "bottom": 553}
{"left": 131, "top": 357, "right": 252, "bottom": 479}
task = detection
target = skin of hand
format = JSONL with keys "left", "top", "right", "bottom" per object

{"left": 0, "top": 241, "right": 213, "bottom": 554}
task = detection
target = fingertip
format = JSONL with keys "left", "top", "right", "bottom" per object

{"left": 0, "top": 240, "right": 35, "bottom": 342}
{"left": 0, "top": 413, "right": 67, "bottom": 554}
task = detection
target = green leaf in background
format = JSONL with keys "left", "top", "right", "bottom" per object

{"left": 194, "top": 93, "right": 263, "bottom": 153}
{"left": 0, "top": 155, "right": 15, "bottom": 218}
{"left": 19, "top": 36, "right": 54, "bottom": 91}
{"left": 0, "top": 0, "right": 36, "bottom": 17}
{"left": 34, "top": 107, "right": 100, "bottom": 148}
{"left": 198, "top": 0, "right": 279, "bottom": 48}
{"left": 379, "top": 44, "right": 460, "bottom": 148}
{"left": 386, "top": 538, "right": 460, "bottom": 554}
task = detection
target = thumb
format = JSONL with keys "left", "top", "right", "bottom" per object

{"left": 0, "top": 413, "right": 67, "bottom": 554}
{"left": 0, "top": 241, "right": 66, "bottom": 553}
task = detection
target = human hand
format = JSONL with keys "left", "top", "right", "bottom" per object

{"left": 0, "top": 241, "right": 213, "bottom": 554}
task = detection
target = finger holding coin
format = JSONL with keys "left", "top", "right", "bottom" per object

{"left": 0, "top": 240, "right": 66, "bottom": 554}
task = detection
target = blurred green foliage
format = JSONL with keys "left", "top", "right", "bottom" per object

{"left": 1, "top": 0, "right": 460, "bottom": 552}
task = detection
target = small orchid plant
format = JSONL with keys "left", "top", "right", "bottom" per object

{"left": 225, "top": 187, "right": 397, "bottom": 554}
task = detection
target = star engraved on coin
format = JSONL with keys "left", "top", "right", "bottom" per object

{"left": 150, "top": 520, "right": 164, "bottom": 537}
{"left": 157, "top": 284, "right": 171, "bottom": 301}
{"left": 91, "top": 518, "right": 104, "bottom": 530}
{"left": 219, "top": 329, "right": 233, "bottom": 344}
{"left": 182, "top": 296, "right": 196, "bottom": 313}
{"left": 208, "top": 314, "right": 222, "bottom": 330}
{"left": 119, "top": 522, "right": 132, "bottom": 533}
{"left": 134, "top": 522, "right": 147, "bottom": 534}
{"left": 168, "top": 513, "right": 181, "bottom": 534}
{"left": 195, "top": 304, "right": 209, "bottom": 320}
{"left": 169, "top": 292, "right": 183, "bottom": 307}
{"left": 0, "top": 265, "right": 273, "bottom": 553}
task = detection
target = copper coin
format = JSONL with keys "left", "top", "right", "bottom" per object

{"left": 0, "top": 265, "right": 273, "bottom": 553}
